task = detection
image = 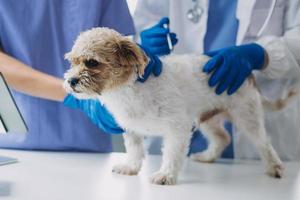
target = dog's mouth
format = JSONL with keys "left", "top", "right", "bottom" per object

{"left": 71, "top": 88, "right": 82, "bottom": 94}
{"left": 69, "top": 83, "right": 82, "bottom": 94}
{"left": 63, "top": 80, "right": 99, "bottom": 99}
{"left": 63, "top": 79, "right": 84, "bottom": 94}
{"left": 68, "top": 85, "right": 89, "bottom": 95}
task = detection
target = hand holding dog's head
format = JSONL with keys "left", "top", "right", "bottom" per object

{"left": 64, "top": 27, "right": 148, "bottom": 98}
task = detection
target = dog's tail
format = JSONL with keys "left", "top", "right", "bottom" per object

{"left": 261, "top": 89, "right": 298, "bottom": 111}
{"left": 248, "top": 75, "right": 298, "bottom": 111}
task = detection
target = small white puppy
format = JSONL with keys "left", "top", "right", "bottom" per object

{"left": 64, "top": 27, "right": 290, "bottom": 185}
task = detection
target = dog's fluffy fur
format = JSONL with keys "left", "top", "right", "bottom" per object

{"left": 64, "top": 28, "right": 287, "bottom": 185}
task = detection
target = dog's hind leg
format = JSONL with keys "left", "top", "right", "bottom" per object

{"left": 191, "top": 112, "right": 231, "bottom": 163}
{"left": 229, "top": 91, "right": 284, "bottom": 178}
{"left": 149, "top": 124, "right": 192, "bottom": 185}
{"left": 112, "top": 131, "right": 144, "bottom": 175}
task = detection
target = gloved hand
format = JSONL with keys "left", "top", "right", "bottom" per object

{"left": 203, "top": 43, "right": 266, "bottom": 95}
{"left": 137, "top": 44, "right": 162, "bottom": 82}
{"left": 63, "top": 94, "right": 124, "bottom": 134}
{"left": 140, "top": 17, "right": 178, "bottom": 56}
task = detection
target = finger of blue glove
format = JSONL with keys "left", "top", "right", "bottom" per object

{"left": 203, "top": 55, "right": 223, "bottom": 73}
{"left": 170, "top": 33, "right": 178, "bottom": 45}
{"left": 147, "top": 33, "right": 177, "bottom": 46}
{"left": 208, "top": 62, "right": 230, "bottom": 87}
{"left": 148, "top": 37, "right": 167, "bottom": 46}
{"left": 137, "top": 54, "right": 162, "bottom": 82}
{"left": 141, "top": 27, "right": 169, "bottom": 37}
{"left": 150, "top": 45, "right": 172, "bottom": 55}
{"left": 139, "top": 67, "right": 152, "bottom": 82}
{"left": 204, "top": 50, "right": 220, "bottom": 57}
{"left": 152, "top": 55, "right": 162, "bottom": 76}
{"left": 156, "top": 17, "right": 170, "bottom": 28}
{"left": 227, "top": 71, "right": 247, "bottom": 95}
{"left": 215, "top": 64, "right": 239, "bottom": 95}
{"left": 149, "top": 36, "right": 178, "bottom": 52}
{"left": 137, "top": 58, "right": 154, "bottom": 82}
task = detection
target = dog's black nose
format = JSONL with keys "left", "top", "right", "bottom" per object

{"left": 68, "top": 77, "right": 79, "bottom": 87}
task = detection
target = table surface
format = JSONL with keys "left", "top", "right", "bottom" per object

{"left": 0, "top": 149, "right": 299, "bottom": 200}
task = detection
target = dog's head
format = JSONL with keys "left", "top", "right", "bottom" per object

{"left": 64, "top": 27, "right": 148, "bottom": 98}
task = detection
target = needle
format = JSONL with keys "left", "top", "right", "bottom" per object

{"left": 163, "top": 23, "right": 173, "bottom": 51}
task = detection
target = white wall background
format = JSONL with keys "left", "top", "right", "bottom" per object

{"left": 126, "top": 0, "right": 138, "bottom": 15}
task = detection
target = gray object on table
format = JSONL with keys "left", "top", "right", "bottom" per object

{"left": 0, "top": 72, "right": 27, "bottom": 165}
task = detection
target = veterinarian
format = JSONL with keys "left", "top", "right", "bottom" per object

{"left": 133, "top": 0, "right": 300, "bottom": 160}
{"left": 0, "top": 0, "right": 162, "bottom": 151}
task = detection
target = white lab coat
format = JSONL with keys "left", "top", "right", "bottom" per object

{"left": 134, "top": 0, "right": 300, "bottom": 161}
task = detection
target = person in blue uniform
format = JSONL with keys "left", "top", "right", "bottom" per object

{"left": 0, "top": 0, "right": 145, "bottom": 152}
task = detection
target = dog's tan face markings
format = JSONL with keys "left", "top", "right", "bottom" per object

{"left": 64, "top": 28, "right": 148, "bottom": 96}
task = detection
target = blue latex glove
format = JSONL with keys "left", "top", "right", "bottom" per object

{"left": 63, "top": 94, "right": 124, "bottom": 134}
{"left": 137, "top": 45, "right": 162, "bottom": 82}
{"left": 203, "top": 43, "right": 265, "bottom": 95}
{"left": 140, "top": 17, "right": 178, "bottom": 56}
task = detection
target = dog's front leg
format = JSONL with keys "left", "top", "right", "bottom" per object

{"left": 112, "top": 131, "right": 144, "bottom": 175}
{"left": 149, "top": 126, "right": 191, "bottom": 185}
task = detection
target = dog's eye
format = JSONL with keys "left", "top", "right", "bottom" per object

{"left": 84, "top": 59, "right": 99, "bottom": 68}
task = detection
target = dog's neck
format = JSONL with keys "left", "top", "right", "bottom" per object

{"left": 97, "top": 72, "right": 142, "bottom": 125}
{"left": 99, "top": 72, "right": 137, "bottom": 100}
{"left": 97, "top": 60, "right": 148, "bottom": 116}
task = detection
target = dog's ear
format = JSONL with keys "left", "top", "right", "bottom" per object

{"left": 115, "top": 39, "right": 148, "bottom": 77}
{"left": 64, "top": 51, "right": 81, "bottom": 66}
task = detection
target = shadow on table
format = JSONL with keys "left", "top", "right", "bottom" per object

{"left": 0, "top": 181, "right": 11, "bottom": 196}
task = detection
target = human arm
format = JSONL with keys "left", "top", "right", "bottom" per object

{"left": 0, "top": 0, "right": 162, "bottom": 134}
{"left": 203, "top": 28, "right": 300, "bottom": 95}
{"left": 256, "top": 26, "right": 300, "bottom": 79}
{"left": 203, "top": 0, "right": 300, "bottom": 95}
{"left": 0, "top": 51, "right": 66, "bottom": 101}
{"left": 204, "top": 26, "right": 300, "bottom": 95}
{"left": 0, "top": 50, "right": 124, "bottom": 133}
{"left": 255, "top": 0, "right": 300, "bottom": 79}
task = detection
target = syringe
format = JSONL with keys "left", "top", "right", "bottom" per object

{"left": 163, "top": 23, "right": 173, "bottom": 51}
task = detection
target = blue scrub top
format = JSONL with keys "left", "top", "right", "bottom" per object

{"left": 0, "top": 0, "right": 135, "bottom": 152}
{"left": 204, "top": 0, "right": 239, "bottom": 52}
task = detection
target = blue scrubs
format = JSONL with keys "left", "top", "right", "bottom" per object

{"left": 0, "top": 0, "right": 135, "bottom": 151}
{"left": 189, "top": 0, "right": 239, "bottom": 158}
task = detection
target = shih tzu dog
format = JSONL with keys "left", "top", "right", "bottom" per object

{"left": 64, "top": 27, "right": 294, "bottom": 185}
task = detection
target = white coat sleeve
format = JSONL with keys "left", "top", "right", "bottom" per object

{"left": 256, "top": 0, "right": 300, "bottom": 79}
{"left": 133, "top": 0, "right": 169, "bottom": 41}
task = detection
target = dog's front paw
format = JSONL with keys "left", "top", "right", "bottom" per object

{"left": 266, "top": 164, "right": 284, "bottom": 178}
{"left": 149, "top": 171, "right": 177, "bottom": 185}
{"left": 112, "top": 163, "right": 140, "bottom": 176}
